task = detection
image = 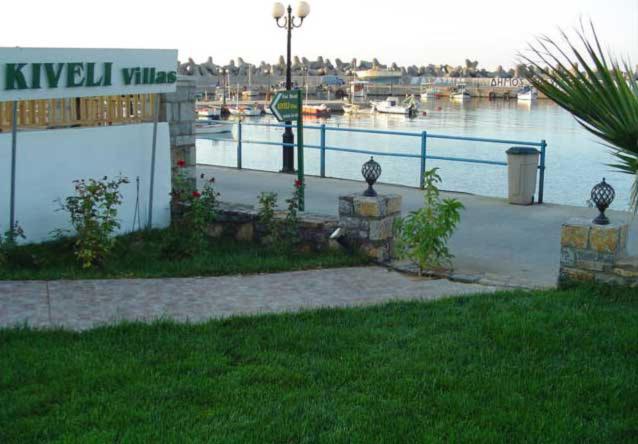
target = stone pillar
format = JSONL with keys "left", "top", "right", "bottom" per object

{"left": 338, "top": 193, "right": 402, "bottom": 262}
{"left": 559, "top": 217, "right": 629, "bottom": 286}
{"left": 160, "top": 75, "right": 197, "bottom": 189}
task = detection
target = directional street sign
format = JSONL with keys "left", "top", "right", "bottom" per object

{"left": 269, "top": 90, "right": 301, "bottom": 122}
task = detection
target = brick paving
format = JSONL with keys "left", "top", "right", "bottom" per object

{"left": 0, "top": 267, "right": 499, "bottom": 331}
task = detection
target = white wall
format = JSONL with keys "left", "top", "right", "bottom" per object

{"left": 0, "top": 123, "right": 171, "bottom": 243}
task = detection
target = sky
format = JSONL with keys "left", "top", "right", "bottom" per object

{"left": 1, "top": 0, "right": 636, "bottom": 70}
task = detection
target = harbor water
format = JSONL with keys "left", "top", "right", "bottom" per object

{"left": 197, "top": 98, "right": 635, "bottom": 210}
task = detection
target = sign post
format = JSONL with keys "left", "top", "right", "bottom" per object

{"left": 296, "top": 90, "right": 304, "bottom": 211}
{"left": 270, "top": 90, "right": 305, "bottom": 210}
{"left": 9, "top": 102, "right": 18, "bottom": 239}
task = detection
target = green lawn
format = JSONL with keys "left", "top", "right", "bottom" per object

{"left": 0, "top": 229, "right": 368, "bottom": 280}
{"left": 1, "top": 285, "right": 637, "bottom": 443}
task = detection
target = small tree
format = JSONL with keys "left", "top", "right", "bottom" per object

{"left": 395, "top": 168, "right": 464, "bottom": 275}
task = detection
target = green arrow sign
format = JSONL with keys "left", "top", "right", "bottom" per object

{"left": 269, "top": 90, "right": 301, "bottom": 122}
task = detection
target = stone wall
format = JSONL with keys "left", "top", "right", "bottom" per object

{"left": 207, "top": 203, "right": 340, "bottom": 252}
{"left": 338, "top": 193, "right": 402, "bottom": 262}
{"left": 559, "top": 217, "right": 637, "bottom": 287}
{"left": 160, "top": 76, "right": 197, "bottom": 189}
{"left": 206, "top": 196, "right": 402, "bottom": 262}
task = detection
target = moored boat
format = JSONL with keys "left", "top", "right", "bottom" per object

{"left": 343, "top": 102, "right": 372, "bottom": 114}
{"left": 420, "top": 86, "right": 443, "bottom": 101}
{"left": 517, "top": 86, "right": 538, "bottom": 101}
{"left": 195, "top": 120, "right": 232, "bottom": 135}
{"left": 450, "top": 85, "right": 472, "bottom": 101}
{"left": 302, "top": 104, "right": 331, "bottom": 116}
{"left": 372, "top": 96, "right": 418, "bottom": 115}
{"left": 197, "top": 107, "right": 221, "bottom": 120}
{"left": 228, "top": 105, "right": 263, "bottom": 117}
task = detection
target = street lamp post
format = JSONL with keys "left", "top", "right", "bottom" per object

{"left": 272, "top": 1, "right": 310, "bottom": 173}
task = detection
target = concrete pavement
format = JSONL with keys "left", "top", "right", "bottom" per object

{"left": 199, "top": 165, "right": 638, "bottom": 288}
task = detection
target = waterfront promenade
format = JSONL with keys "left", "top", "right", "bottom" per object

{"left": 199, "top": 165, "right": 638, "bottom": 289}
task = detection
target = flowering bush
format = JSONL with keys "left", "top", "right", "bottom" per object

{"left": 164, "top": 161, "right": 219, "bottom": 258}
{"left": 57, "top": 176, "right": 129, "bottom": 269}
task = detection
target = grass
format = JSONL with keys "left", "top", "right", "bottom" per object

{"left": 1, "top": 285, "right": 637, "bottom": 443}
{"left": 0, "top": 229, "right": 368, "bottom": 280}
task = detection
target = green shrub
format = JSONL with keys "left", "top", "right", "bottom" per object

{"left": 0, "top": 223, "right": 25, "bottom": 268}
{"left": 257, "top": 191, "right": 279, "bottom": 245}
{"left": 257, "top": 180, "right": 304, "bottom": 250}
{"left": 394, "top": 168, "right": 464, "bottom": 275}
{"left": 57, "top": 176, "right": 128, "bottom": 269}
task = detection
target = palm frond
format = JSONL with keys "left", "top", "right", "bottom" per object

{"left": 519, "top": 21, "right": 638, "bottom": 209}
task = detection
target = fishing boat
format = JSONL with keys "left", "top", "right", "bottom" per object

{"left": 197, "top": 107, "right": 221, "bottom": 120}
{"left": 195, "top": 120, "right": 232, "bottom": 135}
{"left": 450, "top": 85, "right": 472, "bottom": 101}
{"left": 241, "top": 64, "right": 259, "bottom": 98}
{"left": 241, "top": 89, "right": 259, "bottom": 98}
{"left": 228, "top": 104, "right": 263, "bottom": 117}
{"left": 372, "top": 96, "right": 418, "bottom": 115}
{"left": 302, "top": 104, "right": 331, "bottom": 116}
{"left": 343, "top": 102, "right": 372, "bottom": 114}
{"left": 517, "top": 86, "right": 538, "bottom": 101}
{"left": 420, "top": 86, "right": 443, "bottom": 100}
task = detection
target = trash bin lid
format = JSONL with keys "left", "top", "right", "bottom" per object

{"left": 506, "top": 146, "right": 539, "bottom": 155}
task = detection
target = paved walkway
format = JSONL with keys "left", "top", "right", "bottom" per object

{"left": 0, "top": 267, "right": 499, "bottom": 331}
{"left": 199, "top": 165, "right": 638, "bottom": 288}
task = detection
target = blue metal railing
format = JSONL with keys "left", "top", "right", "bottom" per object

{"left": 214, "top": 121, "right": 547, "bottom": 203}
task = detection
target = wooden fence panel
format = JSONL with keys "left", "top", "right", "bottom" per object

{"left": 0, "top": 94, "right": 157, "bottom": 132}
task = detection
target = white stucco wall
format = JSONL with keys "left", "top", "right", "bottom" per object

{"left": 0, "top": 123, "right": 171, "bottom": 243}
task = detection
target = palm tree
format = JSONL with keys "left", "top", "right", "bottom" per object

{"left": 520, "top": 21, "right": 638, "bottom": 209}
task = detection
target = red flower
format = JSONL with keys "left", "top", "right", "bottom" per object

{"left": 177, "top": 160, "right": 186, "bottom": 168}
{"left": 294, "top": 179, "right": 303, "bottom": 189}
{"left": 192, "top": 191, "right": 201, "bottom": 198}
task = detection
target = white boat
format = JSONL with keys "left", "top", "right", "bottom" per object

{"left": 302, "top": 104, "right": 331, "bottom": 116}
{"left": 517, "top": 86, "right": 538, "bottom": 101}
{"left": 420, "top": 86, "right": 443, "bottom": 101}
{"left": 450, "top": 86, "right": 472, "bottom": 101}
{"left": 372, "top": 96, "right": 418, "bottom": 115}
{"left": 241, "top": 64, "right": 259, "bottom": 98}
{"left": 343, "top": 102, "right": 372, "bottom": 114}
{"left": 228, "top": 105, "right": 263, "bottom": 117}
{"left": 195, "top": 120, "right": 232, "bottom": 135}
{"left": 197, "top": 107, "right": 221, "bottom": 120}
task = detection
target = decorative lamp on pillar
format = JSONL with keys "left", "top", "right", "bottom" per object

{"left": 361, "top": 157, "right": 381, "bottom": 197}
{"left": 591, "top": 178, "right": 615, "bottom": 225}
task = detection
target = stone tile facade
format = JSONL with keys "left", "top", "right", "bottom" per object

{"left": 160, "top": 76, "right": 197, "bottom": 189}
{"left": 559, "top": 217, "right": 636, "bottom": 287}
{"left": 338, "top": 193, "right": 402, "bottom": 262}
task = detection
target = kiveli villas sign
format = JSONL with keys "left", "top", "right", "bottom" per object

{"left": 0, "top": 47, "right": 178, "bottom": 102}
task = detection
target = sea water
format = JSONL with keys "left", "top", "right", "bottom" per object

{"left": 197, "top": 98, "right": 634, "bottom": 210}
